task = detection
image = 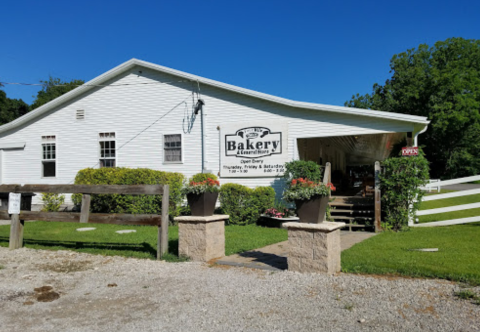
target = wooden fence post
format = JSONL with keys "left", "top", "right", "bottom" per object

{"left": 158, "top": 185, "right": 169, "bottom": 260}
{"left": 374, "top": 161, "right": 382, "bottom": 232}
{"left": 9, "top": 213, "right": 24, "bottom": 249}
{"left": 79, "top": 194, "right": 91, "bottom": 223}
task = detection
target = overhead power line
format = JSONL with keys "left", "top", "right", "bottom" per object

{"left": 0, "top": 80, "right": 191, "bottom": 88}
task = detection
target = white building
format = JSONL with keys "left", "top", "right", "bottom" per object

{"left": 0, "top": 59, "right": 429, "bottom": 208}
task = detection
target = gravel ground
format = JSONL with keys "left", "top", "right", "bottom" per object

{"left": 0, "top": 247, "right": 479, "bottom": 332}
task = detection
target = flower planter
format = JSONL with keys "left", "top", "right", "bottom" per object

{"left": 258, "top": 215, "right": 300, "bottom": 228}
{"left": 187, "top": 192, "right": 219, "bottom": 216}
{"left": 295, "top": 195, "right": 329, "bottom": 223}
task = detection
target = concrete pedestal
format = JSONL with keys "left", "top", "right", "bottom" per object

{"left": 174, "top": 215, "right": 228, "bottom": 262}
{"left": 283, "top": 222, "right": 345, "bottom": 274}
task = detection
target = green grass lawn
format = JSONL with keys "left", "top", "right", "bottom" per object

{"left": 342, "top": 223, "right": 480, "bottom": 285}
{"left": 418, "top": 191, "right": 480, "bottom": 223}
{"left": 0, "top": 222, "right": 287, "bottom": 262}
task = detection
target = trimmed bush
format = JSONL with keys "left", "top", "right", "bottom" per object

{"left": 219, "top": 183, "right": 275, "bottom": 225}
{"left": 251, "top": 186, "right": 276, "bottom": 215}
{"left": 380, "top": 151, "right": 429, "bottom": 231}
{"left": 284, "top": 160, "right": 323, "bottom": 183}
{"left": 41, "top": 193, "right": 65, "bottom": 212}
{"left": 72, "top": 168, "right": 185, "bottom": 218}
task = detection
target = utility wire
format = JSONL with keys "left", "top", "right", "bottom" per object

{"left": 0, "top": 80, "right": 191, "bottom": 88}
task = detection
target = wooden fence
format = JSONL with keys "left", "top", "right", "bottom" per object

{"left": 412, "top": 175, "right": 480, "bottom": 227}
{"left": 1, "top": 184, "right": 170, "bottom": 259}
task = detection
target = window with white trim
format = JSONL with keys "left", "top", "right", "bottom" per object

{"left": 42, "top": 135, "right": 56, "bottom": 177}
{"left": 164, "top": 134, "right": 182, "bottom": 162}
{"left": 99, "top": 132, "right": 116, "bottom": 168}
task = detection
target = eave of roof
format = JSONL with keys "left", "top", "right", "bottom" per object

{"left": 0, "top": 58, "right": 429, "bottom": 135}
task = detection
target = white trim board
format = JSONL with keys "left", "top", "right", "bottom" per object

{"left": 0, "top": 142, "right": 26, "bottom": 149}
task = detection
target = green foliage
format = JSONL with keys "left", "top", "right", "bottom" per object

{"left": 219, "top": 184, "right": 275, "bottom": 225}
{"left": 41, "top": 193, "right": 65, "bottom": 212}
{"left": 31, "top": 77, "right": 85, "bottom": 110}
{"left": 379, "top": 152, "right": 429, "bottom": 231}
{"left": 73, "top": 167, "right": 185, "bottom": 218}
{"left": 0, "top": 89, "right": 30, "bottom": 126}
{"left": 190, "top": 172, "right": 218, "bottom": 182}
{"left": 284, "top": 160, "right": 323, "bottom": 183}
{"left": 283, "top": 178, "right": 331, "bottom": 202}
{"left": 346, "top": 37, "right": 480, "bottom": 179}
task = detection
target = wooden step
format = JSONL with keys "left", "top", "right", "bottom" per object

{"left": 330, "top": 209, "right": 374, "bottom": 214}
{"left": 331, "top": 216, "right": 374, "bottom": 221}
{"left": 329, "top": 202, "right": 374, "bottom": 208}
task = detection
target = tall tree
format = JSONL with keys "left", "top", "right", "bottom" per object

{"left": 0, "top": 84, "right": 30, "bottom": 126}
{"left": 31, "top": 77, "right": 84, "bottom": 110}
{"left": 346, "top": 37, "right": 480, "bottom": 179}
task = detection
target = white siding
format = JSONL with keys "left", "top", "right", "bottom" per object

{"left": 0, "top": 66, "right": 415, "bottom": 204}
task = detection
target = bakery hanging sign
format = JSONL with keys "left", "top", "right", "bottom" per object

{"left": 220, "top": 122, "right": 288, "bottom": 177}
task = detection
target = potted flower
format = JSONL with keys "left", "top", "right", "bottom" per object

{"left": 182, "top": 174, "right": 220, "bottom": 216}
{"left": 283, "top": 178, "right": 336, "bottom": 223}
{"left": 259, "top": 202, "right": 299, "bottom": 227}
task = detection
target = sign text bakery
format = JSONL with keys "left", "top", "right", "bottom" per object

{"left": 225, "top": 127, "right": 282, "bottom": 158}
{"left": 220, "top": 122, "right": 288, "bottom": 177}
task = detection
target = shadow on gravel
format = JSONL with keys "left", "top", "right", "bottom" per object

{"left": 238, "top": 251, "right": 287, "bottom": 270}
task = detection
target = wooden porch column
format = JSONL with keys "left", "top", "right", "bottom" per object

{"left": 374, "top": 161, "right": 381, "bottom": 232}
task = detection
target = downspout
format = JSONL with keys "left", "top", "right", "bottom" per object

{"left": 413, "top": 124, "right": 429, "bottom": 147}
{"left": 194, "top": 99, "right": 206, "bottom": 172}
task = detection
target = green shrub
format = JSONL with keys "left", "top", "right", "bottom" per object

{"left": 284, "top": 160, "right": 323, "bottom": 182}
{"left": 190, "top": 172, "right": 218, "bottom": 182}
{"left": 251, "top": 186, "right": 275, "bottom": 214}
{"left": 219, "top": 183, "right": 275, "bottom": 225}
{"left": 41, "top": 193, "right": 65, "bottom": 212}
{"left": 380, "top": 151, "right": 429, "bottom": 231}
{"left": 72, "top": 168, "right": 185, "bottom": 218}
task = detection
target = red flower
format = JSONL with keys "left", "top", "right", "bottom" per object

{"left": 327, "top": 183, "right": 336, "bottom": 191}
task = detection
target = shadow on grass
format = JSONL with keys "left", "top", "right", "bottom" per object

{"left": 0, "top": 236, "right": 180, "bottom": 259}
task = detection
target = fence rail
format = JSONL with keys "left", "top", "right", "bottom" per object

{"left": 0, "top": 184, "right": 165, "bottom": 195}
{"left": 412, "top": 175, "right": 480, "bottom": 227}
{"left": 2, "top": 184, "right": 170, "bottom": 259}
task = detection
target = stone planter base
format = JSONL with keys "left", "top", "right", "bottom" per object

{"left": 282, "top": 222, "right": 345, "bottom": 274}
{"left": 174, "top": 214, "right": 228, "bottom": 262}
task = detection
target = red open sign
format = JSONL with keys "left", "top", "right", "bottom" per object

{"left": 402, "top": 147, "right": 418, "bottom": 156}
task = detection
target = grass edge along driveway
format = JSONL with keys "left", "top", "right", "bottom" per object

{"left": 0, "top": 222, "right": 287, "bottom": 262}
{"left": 342, "top": 222, "right": 480, "bottom": 286}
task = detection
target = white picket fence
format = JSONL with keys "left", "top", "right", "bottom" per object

{"left": 411, "top": 175, "right": 480, "bottom": 227}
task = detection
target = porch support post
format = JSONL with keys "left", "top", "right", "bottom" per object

{"left": 374, "top": 161, "right": 382, "bottom": 232}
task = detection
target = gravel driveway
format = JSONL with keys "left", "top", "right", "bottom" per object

{"left": 0, "top": 247, "right": 479, "bottom": 332}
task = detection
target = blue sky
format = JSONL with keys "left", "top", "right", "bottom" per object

{"left": 1, "top": 0, "right": 479, "bottom": 106}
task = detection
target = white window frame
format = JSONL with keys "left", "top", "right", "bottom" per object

{"left": 41, "top": 135, "right": 57, "bottom": 178}
{"left": 163, "top": 133, "right": 183, "bottom": 164}
{"left": 98, "top": 132, "right": 117, "bottom": 168}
